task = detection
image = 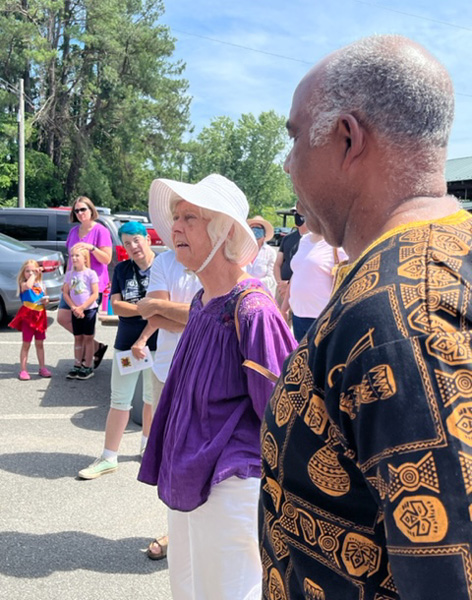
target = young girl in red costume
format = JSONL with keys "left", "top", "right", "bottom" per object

{"left": 9, "top": 259, "right": 52, "bottom": 380}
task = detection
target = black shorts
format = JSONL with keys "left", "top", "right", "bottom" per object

{"left": 71, "top": 308, "right": 98, "bottom": 336}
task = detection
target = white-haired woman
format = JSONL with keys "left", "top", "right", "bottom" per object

{"left": 139, "top": 174, "right": 296, "bottom": 600}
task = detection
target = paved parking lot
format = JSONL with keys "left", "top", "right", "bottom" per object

{"left": 0, "top": 313, "right": 171, "bottom": 600}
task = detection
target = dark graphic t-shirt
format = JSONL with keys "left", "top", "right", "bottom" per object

{"left": 111, "top": 260, "right": 158, "bottom": 351}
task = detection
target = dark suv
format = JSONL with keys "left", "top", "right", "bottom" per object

{"left": 0, "top": 208, "right": 126, "bottom": 278}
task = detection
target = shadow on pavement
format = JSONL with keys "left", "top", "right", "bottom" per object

{"left": 37, "top": 359, "right": 112, "bottom": 409}
{"left": 70, "top": 407, "right": 141, "bottom": 434}
{"left": 0, "top": 531, "right": 167, "bottom": 577}
{"left": 0, "top": 452, "right": 140, "bottom": 479}
{"left": 0, "top": 358, "right": 111, "bottom": 391}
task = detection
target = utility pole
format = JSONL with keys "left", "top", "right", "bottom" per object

{"left": 0, "top": 77, "right": 25, "bottom": 207}
{"left": 17, "top": 78, "right": 25, "bottom": 208}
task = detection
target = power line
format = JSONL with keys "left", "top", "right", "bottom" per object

{"left": 173, "top": 22, "right": 472, "bottom": 99}
{"left": 353, "top": 1, "right": 472, "bottom": 33}
{"left": 172, "top": 29, "right": 313, "bottom": 65}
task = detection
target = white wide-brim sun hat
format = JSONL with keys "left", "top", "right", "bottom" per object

{"left": 149, "top": 174, "right": 258, "bottom": 267}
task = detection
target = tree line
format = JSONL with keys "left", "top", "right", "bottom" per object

{"left": 0, "top": 0, "right": 295, "bottom": 220}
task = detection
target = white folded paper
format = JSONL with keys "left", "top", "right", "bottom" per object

{"left": 116, "top": 346, "right": 153, "bottom": 375}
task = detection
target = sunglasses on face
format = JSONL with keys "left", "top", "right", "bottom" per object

{"left": 74, "top": 207, "right": 89, "bottom": 214}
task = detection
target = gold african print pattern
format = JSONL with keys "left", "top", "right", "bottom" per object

{"left": 261, "top": 214, "right": 472, "bottom": 600}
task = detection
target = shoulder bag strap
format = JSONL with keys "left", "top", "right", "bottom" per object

{"left": 234, "top": 287, "right": 279, "bottom": 383}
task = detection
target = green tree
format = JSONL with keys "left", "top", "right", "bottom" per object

{"left": 187, "top": 111, "right": 295, "bottom": 220}
{"left": 0, "top": 0, "right": 190, "bottom": 207}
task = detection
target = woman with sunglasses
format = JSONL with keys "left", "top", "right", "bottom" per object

{"left": 245, "top": 215, "right": 277, "bottom": 295}
{"left": 57, "top": 196, "right": 112, "bottom": 369}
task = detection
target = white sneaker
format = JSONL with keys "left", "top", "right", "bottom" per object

{"left": 78, "top": 458, "right": 118, "bottom": 480}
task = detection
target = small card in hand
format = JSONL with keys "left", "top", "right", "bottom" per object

{"left": 116, "top": 346, "right": 152, "bottom": 375}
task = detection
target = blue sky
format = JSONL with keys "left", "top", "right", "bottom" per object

{"left": 161, "top": 0, "right": 472, "bottom": 160}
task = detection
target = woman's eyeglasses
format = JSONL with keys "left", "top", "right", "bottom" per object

{"left": 74, "top": 207, "right": 89, "bottom": 214}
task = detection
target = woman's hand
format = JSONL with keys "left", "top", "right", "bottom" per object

{"left": 75, "top": 242, "right": 94, "bottom": 252}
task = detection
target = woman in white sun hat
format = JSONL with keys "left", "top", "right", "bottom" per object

{"left": 138, "top": 174, "right": 296, "bottom": 600}
{"left": 246, "top": 215, "right": 277, "bottom": 295}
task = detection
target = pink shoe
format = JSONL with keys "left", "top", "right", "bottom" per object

{"left": 19, "top": 370, "right": 30, "bottom": 381}
{"left": 39, "top": 367, "right": 52, "bottom": 378}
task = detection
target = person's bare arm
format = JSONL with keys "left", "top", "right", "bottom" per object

{"left": 62, "top": 282, "right": 74, "bottom": 309}
{"left": 280, "top": 281, "right": 291, "bottom": 323}
{"left": 110, "top": 293, "right": 141, "bottom": 317}
{"left": 274, "top": 251, "right": 289, "bottom": 298}
{"left": 137, "top": 291, "right": 190, "bottom": 324}
{"left": 91, "top": 245, "right": 112, "bottom": 265}
{"left": 75, "top": 242, "right": 112, "bottom": 265}
{"left": 131, "top": 292, "right": 189, "bottom": 359}
{"left": 274, "top": 250, "right": 284, "bottom": 284}
{"left": 20, "top": 271, "right": 37, "bottom": 292}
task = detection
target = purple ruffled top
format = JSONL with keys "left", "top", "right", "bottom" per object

{"left": 138, "top": 278, "right": 297, "bottom": 511}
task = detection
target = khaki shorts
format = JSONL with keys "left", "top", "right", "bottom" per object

{"left": 152, "top": 375, "right": 165, "bottom": 416}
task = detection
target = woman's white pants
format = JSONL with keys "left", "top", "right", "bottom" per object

{"left": 167, "top": 476, "right": 262, "bottom": 600}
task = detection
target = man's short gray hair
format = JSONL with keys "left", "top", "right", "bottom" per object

{"left": 309, "top": 35, "right": 455, "bottom": 152}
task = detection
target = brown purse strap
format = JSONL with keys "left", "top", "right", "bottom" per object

{"left": 234, "top": 287, "right": 279, "bottom": 383}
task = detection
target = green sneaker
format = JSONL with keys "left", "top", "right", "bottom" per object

{"left": 78, "top": 458, "right": 118, "bottom": 480}
{"left": 77, "top": 366, "right": 94, "bottom": 380}
{"left": 66, "top": 366, "right": 81, "bottom": 379}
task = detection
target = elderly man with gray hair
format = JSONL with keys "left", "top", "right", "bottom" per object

{"left": 260, "top": 35, "right": 472, "bottom": 599}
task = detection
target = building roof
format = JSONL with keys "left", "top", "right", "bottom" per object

{"left": 446, "top": 156, "right": 472, "bottom": 182}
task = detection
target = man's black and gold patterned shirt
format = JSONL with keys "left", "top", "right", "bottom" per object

{"left": 260, "top": 211, "right": 472, "bottom": 599}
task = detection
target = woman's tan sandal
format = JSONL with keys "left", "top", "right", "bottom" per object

{"left": 146, "top": 536, "right": 168, "bottom": 561}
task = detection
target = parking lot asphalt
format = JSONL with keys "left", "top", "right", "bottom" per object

{"left": 0, "top": 312, "right": 171, "bottom": 600}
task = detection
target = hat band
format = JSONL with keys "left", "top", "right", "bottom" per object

{"left": 195, "top": 221, "right": 234, "bottom": 274}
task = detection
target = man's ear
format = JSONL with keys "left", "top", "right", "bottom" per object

{"left": 336, "top": 113, "right": 366, "bottom": 170}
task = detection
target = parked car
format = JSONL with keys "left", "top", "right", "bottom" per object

{"left": 113, "top": 212, "right": 149, "bottom": 223}
{"left": 0, "top": 208, "right": 127, "bottom": 278}
{"left": 113, "top": 212, "right": 165, "bottom": 249}
{"left": 269, "top": 226, "right": 294, "bottom": 246}
{"left": 0, "top": 233, "right": 65, "bottom": 323}
{"left": 461, "top": 201, "right": 472, "bottom": 213}
{"left": 144, "top": 223, "right": 164, "bottom": 248}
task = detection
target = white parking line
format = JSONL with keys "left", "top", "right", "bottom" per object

{"left": 0, "top": 341, "right": 72, "bottom": 345}
{"left": 0, "top": 413, "right": 84, "bottom": 420}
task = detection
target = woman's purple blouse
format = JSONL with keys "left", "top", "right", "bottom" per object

{"left": 138, "top": 278, "right": 297, "bottom": 511}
